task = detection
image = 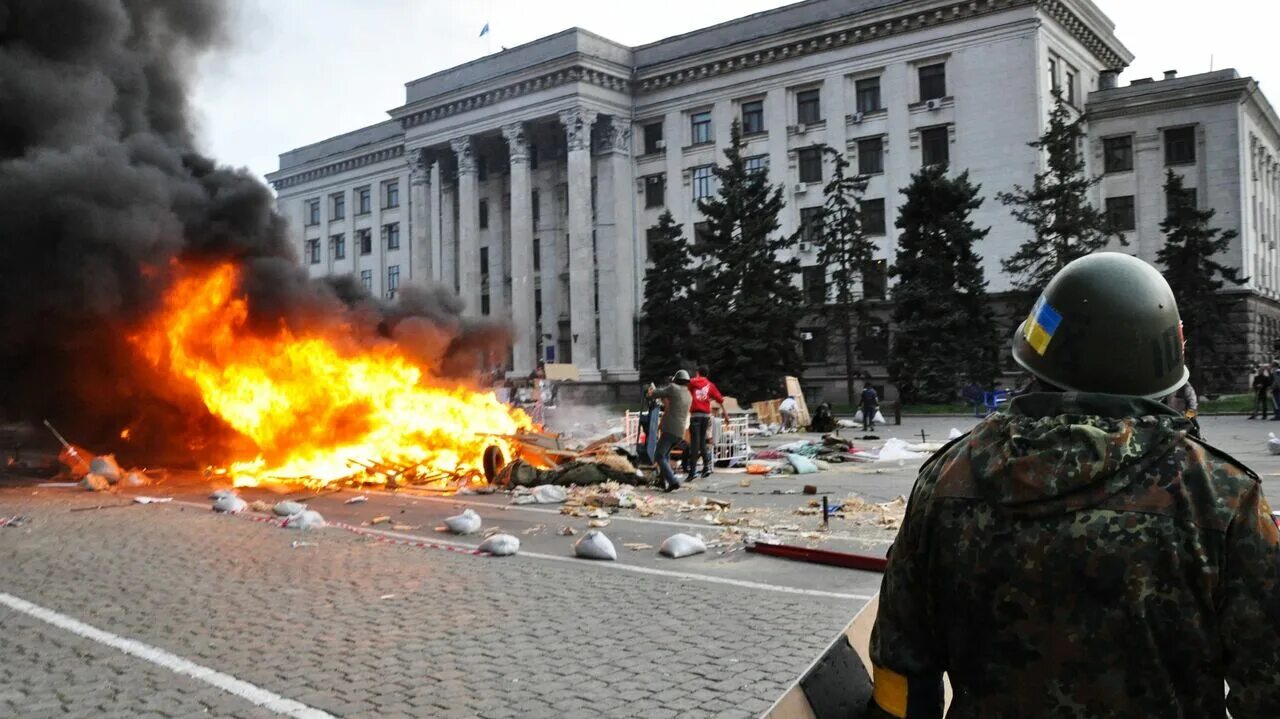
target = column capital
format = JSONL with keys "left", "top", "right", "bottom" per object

{"left": 450, "top": 137, "right": 476, "bottom": 175}
{"left": 599, "top": 119, "right": 632, "bottom": 155}
{"left": 408, "top": 147, "right": 431, "bottom": 185}
{"left": 558, "top": 107, "right": 599, "bottom": 152}
{"left": 501, "top": 122, "right": 530, "bottom": 165}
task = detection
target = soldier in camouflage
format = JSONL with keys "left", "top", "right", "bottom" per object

{"left": 868, "top": 253, "right": 1280, "bottom": 718}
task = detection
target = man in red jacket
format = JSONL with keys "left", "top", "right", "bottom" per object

{"left": 686, "top": 365, "right": 725, "bottom": 479}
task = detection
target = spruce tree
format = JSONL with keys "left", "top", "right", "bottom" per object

{"left": 639, "top": 210, "right": 697, "bottom": 382}
{"left": 999, "top": 93, "right": 1123, "bottom": 297}
{"left": 890, "top": 165, "right": 999, "bottom": 402}
{"left": 812, "top": 146, "right": 874, "bottom": 406}
{"left": 1156, "top": 170, "right": 1246, "bottom": 389}
{"left": 693, "top": 121, "right": 803, "bottom": 403}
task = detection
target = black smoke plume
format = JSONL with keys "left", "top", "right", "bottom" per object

{"left": 0, "top": 0, "right": 507, "bottom": 462}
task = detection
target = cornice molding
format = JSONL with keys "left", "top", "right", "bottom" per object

{"left": 270, "top": 145, "right": 404, "bottom": 190}
{"left": 399, "top": 65, "right": 630, "bottom": 129}
{"left": 1036, "top": 0, "right": 1127, "bottom": 69}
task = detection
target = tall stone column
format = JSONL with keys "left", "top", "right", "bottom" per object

{"left": 451, "top": 136, "right": 481, "bottom": 313}
{"left": 429, "top": 160, "right": 443, "bottom": 283}
{"left": 408, "top": 148, "right": 433, "bottom": 285}
{"left": 560, "top": 106, "right": 599, "bottom": 379}
{"left": 503, "top": 122, "right": 536, "bottom": 375}
{"left": 440, "top": 182, "right": 457, "bottom": 292}
{"left": 598, "top": 119, "right": 638, "bottom": 379}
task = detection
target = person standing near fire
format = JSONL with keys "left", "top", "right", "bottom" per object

{"left": 646, "top": 370, "right": 692, "bottom": 491}
{"left": 686, "top": 365, "right": 725, "bottom": 479}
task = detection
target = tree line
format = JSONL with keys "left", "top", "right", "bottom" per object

{"left": 641, "top": 94, "right": 1242, "bottom": 404}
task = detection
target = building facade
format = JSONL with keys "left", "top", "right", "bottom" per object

{"left": 266, "top": 0, "right": 1279, "bottom": 395}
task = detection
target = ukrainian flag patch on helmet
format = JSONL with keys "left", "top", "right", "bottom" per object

{"left": 1023, "top": 296, "right": 1062, "bottom": 356}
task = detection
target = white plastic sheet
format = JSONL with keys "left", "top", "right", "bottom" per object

{"left": 877, "top": 438, "right": 930, "bottom": 463}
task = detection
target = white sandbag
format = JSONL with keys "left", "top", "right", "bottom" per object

{"left": 212, "top": 494, "right": 247, "bottom": 513}
{"left": 443, "top": 508, "right": 482, "bottom": 534}
{"left": 209, "top": 489, "right": 236, "bottom": 500}
{"left": 531, "top": 485, "right": 567, "bottom": 504}
{"left": 573, "top": 529, "right": 617, "bottom": 560}
{"left": 478, "top": 533, "right": 520, "bottom": 556}
{"left": 659, "top": 533, "right": 707, "bottom": 558}
{"left": 89, "top": 455, "right": 121, "bottom": 484}
{"left": 949, "top": 428, "right": 964, "bottom": 440}
{"left": 273, "top": 500, "right": 307, "bottom": 517}
{"left": 1269, "top": 433, "right": 1280, "bottom": 455}
{"left": 283, "top": 510, "right": 325, "bottom": 530}
{"left": 877, "top": 438, "right": 929, "bottom": 463}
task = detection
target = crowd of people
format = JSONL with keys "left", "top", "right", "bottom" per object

{"left": 644, "top": 365, "right": 726, "bottom": 492}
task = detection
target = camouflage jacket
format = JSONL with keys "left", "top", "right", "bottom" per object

{"left": 868, "top": 392, "right": 1280, "bottom": 718}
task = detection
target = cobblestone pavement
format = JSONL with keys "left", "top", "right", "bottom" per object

{"left": 0, "top": 489, "right": 862, "bottom": 718}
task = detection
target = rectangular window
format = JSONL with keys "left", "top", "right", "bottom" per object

{"left": 479, "top": 199, "right": 489, "bottom": 229}
{"left": 801, "top": 327, "right": 827, "bottom": 364}
{"left": 535, "top": 288, "right": 542, "bottom": 318}
{"left": 855, "top": 77, "right": 882, "bottom": 113}
{"left": 644, "top": 174, "right": 665, "bottom": 209}
{"left": 360, "top": 269, "right": 372, "bottom": 291}
{"left": 643, "top": 121, "right": 664, "bottom": 154}
{"left": 531, "top": 190, "right": 540, "bottom": 226}
{"left": 357, "top": 187, "right": 371, "bottom": 215}
{"left": 693, "top": 221, "right": 713, "bottom": 249}
{"left": 800, "top": 206, "right": 824, "bottom": 244}
{"left": 1066, "top": 70, "right": 1077, "bottom": 105}
{"left": 857, "top": 137, "right": 884, "bottom": 175}
{"left": 645, "top": 227, "right": 662, "bottom": 258}
{"left": 384, "top": 222, "right": 399, "bottom": 250}
{"left": 477, "top": 155, "right": 488, "bottom": 182}
{"left": 690, "top": 111, "right": 712, "bottom": 145}
{"left": 858, "top": 320, "right": 889, "bottom": 362}
{"left": 480, "top": 246, "right": 490, "bottom": 277}
{"left": 1103, "top": 135, "right": 1133, "bottom": 173}
{"left": 692, "top": 165, "right": 714, "bottom": 200}
{"left": 306, "top": 238, "right": 320, "bottom": 264}
{"left": 533, "top": 238, "right": 541, "bottom": 271}
{"left": 1106, "top": 196, "right": 1136, "bottom": 231}
{"left": 383, "top": 180, "right": 399, "bottom": 209}
{"left": 862, "top": 198, "right": 887, "bottom": 235}
{"left": 796, "top": 89, "right": 822, "bottom": 125}
{"left": 744, "top": 155, "right": 769, "bottom": 176}
{"left": 863, "top": 259, "right": 887, "bottom": 300}
{"left": 1166, "top": 187, "right": 1196, "bottom": 215}
{"left": 1049, "top": 58, "right": 1058, "bottom": 91}
{"left": 306, "top": 199, "right": 320, "bottom": 226}
{"left": 481, "top": 293, "right": 491, "bottom": 316}
{"left": 358, "top": 229, "right": 372, "bottom": 255}
{"left": 802, "top": 266, "right": 826, "bottom": 305}
{"left": 741, "top": 100, "right": 765, "bottom": 135}
{"left": 798, "top": 147, "right": 823, "bottom": 183}
{"left": 331, "top": 193, "right": 345, "bottom": 220}
{"left": 387, "top": 265, "right": 399, "bottom": 297}
{"left": 919, "top": 63, "right": 947, "bottom": 101}
{"left": 921, "top": 126, "right": 949, "bottom": 167}
{"left": 1165, "top": 126, "right": 1196, "bottom": 165}
{"left": 331, "top": 234, "right": 345, "bottom": 260}
{"left": 529, "top": 144, "right": 539, "bottom": 170}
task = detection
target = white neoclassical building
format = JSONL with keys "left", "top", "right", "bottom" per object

{"left": 266, "top": 0, "right": 1280, "bottom": 389}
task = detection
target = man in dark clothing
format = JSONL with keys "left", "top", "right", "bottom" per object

{"left": 868, "top": 253, "right": 1280, "bottom": 718}
{"left": 1249, "top": 363, "right": 1272, "bottom": 419}
{"left": 859, "top": 383, "right": 879, "bottom": 431}
{"left": 686, "top": 365, "right": 724, "bottom": 478}
{"left": 646, "top": 370, "right": 692, "bottom": 492}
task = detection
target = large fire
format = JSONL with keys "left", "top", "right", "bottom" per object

{"left": 132, "top": 263, "right": 533, "bottom": 488}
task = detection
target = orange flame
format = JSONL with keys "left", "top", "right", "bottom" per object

{"left": 132, "top": 263, "right": 532, "bottom": 487}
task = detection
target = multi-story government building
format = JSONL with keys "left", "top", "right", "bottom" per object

{"left": 266, "top": 0, "right": 1280, "bottom": 394}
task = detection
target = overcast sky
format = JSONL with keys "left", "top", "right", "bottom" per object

{"left": 189, "top": 0, "right": 1280, "bottom": 183}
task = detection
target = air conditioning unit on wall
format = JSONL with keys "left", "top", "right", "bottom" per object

{"left": 793, "top": 183, "right": 807, "bottom": 193}
{"left": 655, "top": 139, "right": 666, "bottom": 149}
{"left": 850, "top": 112, "right": 864, "bottom": 124}
{"left": 926, "top": 98, "right": 941, "bottom": 111}
{"left": 798, "top": 242, "right": 810, "bottom": 253}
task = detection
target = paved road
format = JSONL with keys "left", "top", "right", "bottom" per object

{"left": 2, "top": 412, "right": 1278, "bottom": 718}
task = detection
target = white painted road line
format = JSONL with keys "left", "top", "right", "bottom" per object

{"left": 0, "top": 592, "right": 335, "bottom": 719}
{"left": 163, "top": 499, "right": 873, "bottom": 602}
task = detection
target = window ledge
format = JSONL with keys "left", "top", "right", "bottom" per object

{"left": 743, "top": 130, "right": 769, "bottom": 140}
{"left": 788, "top": 120, "right": 827, "bottom": 136}
{"left": 637, "top": 152, "right": 665, "bottom": 162}
{"left": 682, "top": 142, "right": 715, "bottom": 155}
{"left": 908, "top": 96, "right": 955, "bottom": 112}
{"left": 1103, "top": 168, "right": 1134, "bottom": 176}
{"left": 382, "top": 205, "right": 400, "bottom": 211}
{"left": 847, "top": 108, "right": 889, "bottom": 124}
{"left": 1165, "top": 160, "right": 1197, "bottom": 167}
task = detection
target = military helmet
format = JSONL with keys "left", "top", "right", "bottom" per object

{"left": 1011, "top": 252, "right": 1188, "bottom": 399}
{"left": 671, "top": 369, "right": 691, "bottom": 384}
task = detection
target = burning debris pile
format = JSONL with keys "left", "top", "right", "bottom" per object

{"left": 0, "top": 0, "right": 532, "bottom": 486}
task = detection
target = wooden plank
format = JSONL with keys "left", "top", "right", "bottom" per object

{"left": 784, "top": 375, "right": 812, "bottom": 426}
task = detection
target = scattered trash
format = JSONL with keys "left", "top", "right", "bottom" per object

{"left": 273, "top": 500, "right": 306, "bottom": 516}
{"left": 132, "top": 496, "right": 172, "bottom": 505}
{"left": 443, "top": 508, "right": 482, "bottom": 534}
{"left": 0, "top": 515, "right": 31, "bottom": 528}
{"left": 371, "top": 516, "right": 391, "bottom": 525}
{"left": 212, "top": 494, "right": 247, "bottom": 513}
{"left": 877, "top": 438, "right": 930, "bottom": 463}
{"left": 512, "top": 484, "right": 568, "bottom": 505}
{"left": 380, "top": 594, "right": 397, "bottom": 600}
{"left": 573, "top": 529, "right": 617, "bottom": 560}
{"left": 624, "top": 542, "right": 653, "bottom": 551}
{"left": 248, "top": 499, "right": 272, "bottom": 513}
{"left": 588, "top": 519, "right": 610, "bottom": 528}
{"left": 558, "top": 526, "right": 577, "bottom": 536}
{"left": 660, "top": 533, "right": 707, "bottom": 558}
{"left": 291, "top": 541, "right": 316, "bottom": 549}
{"left": 283, "top": 510, "right": 326, "bottom": 530}
{"left": 746, "top": 463, "right": 774, "bottom": 475}
{"left": 786, "top": 454, "right": 819, "bottom": 475}
{"left": 36, "top": 482, "right": 80, "bottom": 488}
{"left": 949, "top": 428, "right": 964, "bottom": 440}
{"left": 345, "top": 495, "right": 369, "bottom": 504}
{"left": 391, "top": 524, "right": 419, "bottom": 531}
{"left": 739, "top": 478, "right": 752, "bottom": 487}
{"left": 88, "top": 455, "right": 122, "bottom": 484}
{"left": 80, "top": 474, "right": 111, "bottom": 492}
{"left": 802, "top": 485, "right": 818, "bottom": 495}
{"left": 120, "top": 472, "right": 148, "bottom": 488}
{"left": 479, "top": 533, "right": 521, "bottom": 556}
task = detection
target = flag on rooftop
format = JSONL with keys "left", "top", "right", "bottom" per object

{"left": 479, "top": 23, "right": 490, "bottom": 38}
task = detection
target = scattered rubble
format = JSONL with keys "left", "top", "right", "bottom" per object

{"left": 131, "top": 496, "right": 171, "bottom": 505}
{"left": 0, "top": 515, "right": 30, "bottom": 528}
{"left": 573, "top": 529, "right": 617, "bottom": 560}
{"left": 248, "top": 499, "right": 272, "bottom": 513}
{"left": 345, "top": 495, "right": 369, "bottom": 504}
